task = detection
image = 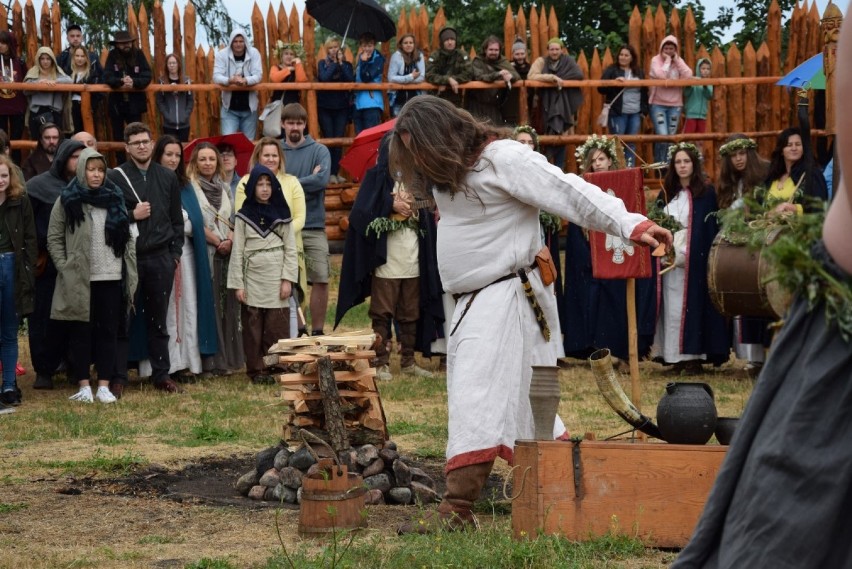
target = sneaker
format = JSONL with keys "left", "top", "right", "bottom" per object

{"left": 95, "top": 386, "right": 117, "bottom": 404}
{"left": 69, "top": 386, "right": 94, "bottom": 403}
{"left": 0, "top": 400, "right": 14, "bottom": 415}
{"left": 376, "top": 364, "right": 393, "bottom": 381}
{"left": 401, "top": 364, "right": 434, "bottom": 378}
{"left": 1, "top": 389, "right": 20, "bottom": 406}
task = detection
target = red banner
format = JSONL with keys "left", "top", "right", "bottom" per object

{"left": 582, "top": 168, "right": 651, "bottom": 279}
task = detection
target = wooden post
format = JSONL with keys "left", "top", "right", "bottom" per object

{"left": 653, "top": 4, "right": 666, "bottom": 56}
{"left": 726, "top": 43, "right": 743, "bottom": 135}
{"left": 24, "top": 0, "right": 36, "bottom": 66}
{"left": 172, "top": 3, "right": 182, "bottom": 63}
{"left": 629, "top": 7, "right": 642, "bottom": 67}
{"left": 537, "top": 6, "right": 548, "bottom": 58}
{"left": 709, "top": 46, "right": 726, "bottom": 181}
{"left": 38, "top": 1, "right": 48, "bottom": 48}
{"left": 626, "top": 278, "right": 640, "bottom": 412}
{"left": 589, "top": 49, "right": 602, "bottom": 135}
{"left": 683, "top": 7, "right": 697, "bottom": 70}
{"left": 529, "top": 7, "right": 540, "bottom": 63}
{"left": 13, "top": 1, "right": 23, "bottom": 60}
{"left": 768, "top": 0, "right": 782, "bottom": 133}
{"left": 80, "top": 91, "right": 94, "bottom": 136}
{"left": 822, "top": 2, "right": 843, "bottom": 136}
{"left": 50, "top": 1, "right": 60, "bottom": 55}
{"left": 743, "top": 42, "right": 758, "bottom": 133}
{"left": 669, "top": 7, "right": 681, "bottom": 55}
{"left": 0, "top": 4, "right": 7, "bottom": 32}
{"left": 503, "top": 5, "right": 514, "bottom": 60}
{"left": 317, "top": 355, "right": 350, "bottom": 452}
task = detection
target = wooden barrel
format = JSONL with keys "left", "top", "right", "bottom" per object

{"left": 298, "top": 459, "right": 367, "bottom": 536}
{"left": 707, "top": 233, "right": 786, "bottom": 319}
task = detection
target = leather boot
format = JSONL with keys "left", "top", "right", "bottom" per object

{"left": 397, "top": 460, "right": 494, "bottom": 535}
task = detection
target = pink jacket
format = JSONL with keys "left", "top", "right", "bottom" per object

{"left": 648, "top": 35, "right": 692, "bottom": 107}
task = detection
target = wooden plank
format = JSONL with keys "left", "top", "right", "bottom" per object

{"left": 268, "top": 330, "right": 375, "bottom": 353}
{"left": 511, "top": 440, "right": 726, "bottom": 548}
{"left": 317, "top": 355, "right": 349, "bottom": 452}
{"left": 284, "top": 425, "right": 385, "bottom": 447}
{"left": 270, "top": 351, "right": 376, "bottom": 364}
{"left": 277, "top": 369, "right": 377, "bottom": 391}
{"left": 281, "top": 390, "right": 381, "bottom": 401}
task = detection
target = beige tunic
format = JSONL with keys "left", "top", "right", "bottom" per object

{"left": 227, "top": 219, "right": 298, "bottom": 309}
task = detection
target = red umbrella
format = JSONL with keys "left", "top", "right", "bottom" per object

{"left": 183, "top": 132, "right": 255, "bottom": 177}
{"left": 339, "top": 118, "right": 396, "bottom": 182}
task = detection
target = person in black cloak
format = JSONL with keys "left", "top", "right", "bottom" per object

{"left": 671, "top": 5, "right": 852, "bottom": 563}
{"left": 334, "top": 133, "right": 444, "bottom": 379}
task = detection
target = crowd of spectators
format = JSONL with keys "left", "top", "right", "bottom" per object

{"left": 0, "top": 22, "right": 832, "bottom": 415}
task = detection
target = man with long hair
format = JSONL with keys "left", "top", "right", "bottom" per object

{"left": 391, "top": 95, "right": 671, "bottom": 533}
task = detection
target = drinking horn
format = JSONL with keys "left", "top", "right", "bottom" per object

{"left": 588, "top": 349, "right": 662, "bottom": 439}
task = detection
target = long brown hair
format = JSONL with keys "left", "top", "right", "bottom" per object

{"left": 186, "top": 141, "right": 225, "bottom": 182}
{"left": 396, "top": 33, "right": 421, "bottom": 66}
{"left": 0, "top": 154, "right": 24, "bottom": 199}
{"left": 717, "top": 134, "right": 768, "bottom": 209}
{"left": 663, "top": 145, "right": 707, "bottom": 199}
{"left": 389, "top": 95, "right": 508, "bottom": 198}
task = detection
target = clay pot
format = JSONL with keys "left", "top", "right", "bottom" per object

{"left": 715, "top": 417, "right": 740, "bottom": 445}
{"left": 656, "top": 382, "right": 718, "bottom": 445}
{"left": 529, "top": 365, "right": 561, "bottom": 440}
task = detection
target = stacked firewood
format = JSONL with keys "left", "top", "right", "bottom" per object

{"left": 264, "top": 331, "right": 388, "bottom": 449}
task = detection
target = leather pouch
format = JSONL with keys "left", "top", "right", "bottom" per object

{"left": 535, "top": 246, "right": 557, "bottom": 286}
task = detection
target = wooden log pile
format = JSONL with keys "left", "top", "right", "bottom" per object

{"left": 265, "top": 331, "right": 389, "bottom": 449}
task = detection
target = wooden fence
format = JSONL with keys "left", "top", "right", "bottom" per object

{"left": 1, "top": 0, "right": 838, "bottom": 238}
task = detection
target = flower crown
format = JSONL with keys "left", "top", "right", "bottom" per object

{"left": 718, "top": 137, "right": 758, "bottom": 157}
{"left": 575, "top": 134, "right": 618, "bottom": 165}
{"left": 667, "top": 142, "right": 702, "bottom": 162}
{"left": 275, "top": 40, "right": 305, "bottom": 60}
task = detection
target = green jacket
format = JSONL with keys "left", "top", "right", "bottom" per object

{"left": 426, "top": 48, "right": 472, "bottom": 106}
{"left": 46, "top": 196, "right": 138, "bottom": 322}
{"left": 468, "top": 54, "right": 520, "bottom": 124}
{"left": 684, "top": 58, "right": 713, "bottom": 119}
{"left": 3, "top": 196, "right": 36, "bottom": 317}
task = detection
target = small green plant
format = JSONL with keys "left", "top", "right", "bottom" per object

{"left": 189, "top": 409, "right": 239, "bottom": 444}
{"left": 28, "top": 448, "right": 145, "bottom": 476}
{"left": 0, "top": 502, "right": 27, "bottom": 514}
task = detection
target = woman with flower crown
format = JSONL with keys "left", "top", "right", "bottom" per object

{"left": 718, "top": 135, "right": 771, "bottom": 375}
{"left": 563, "top": 134, "right": 656, "bottom": 366}
{"left": 653, "top": 142, "right": 729, "bottom": 374}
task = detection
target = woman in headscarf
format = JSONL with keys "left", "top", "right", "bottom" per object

{"left": 228, "top": 165, "right": 298, "bottom": 384}
{"left": 47, "top": 148, "right": 136, "bottom": 403}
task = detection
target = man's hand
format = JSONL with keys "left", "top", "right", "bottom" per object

{"left": 122, "top": 75, "right": 133, "bottom": 89}
{"left": 279, "top": 280, "right": 292, "bottom": 300}
{"left": 133, "top": 201, "right": 152, "bottom": 220}
{"left": 236, "top": 288, "right": 246, "bottom": 304}
{"left": 499, "top": 69, "right": 513, "bottom": 82}
{"left": 312, "top": 164, "right": 322, "bottom": 174}
{"left": 392, "top": 194, "right": 412, "bottom": 218}
{"left": 216, "top": 239, "right": 232, "bottom": 256}
{"left": 448, "top": 77, "right": 459, "bottom": 93}
{"left": 637, "top": 224, "right": 673, "bottom": 251}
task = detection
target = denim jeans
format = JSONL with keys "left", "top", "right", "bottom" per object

{"left": 353, "top": 108, "right": 382, "bottom": 134}
{"left": 0, "top": 253, "right": 18, "bottom": 392}
{"left": 221, "top": 107, "right": 258, "bottom": 140}
{"left": 650, "top": 104, "right": 681, "bottom": 163}
{"left": 608, "top": 112, "right": 642, "bottom": 167}
{"left": 318, "top": 107, "right": 350, "bottom": 175}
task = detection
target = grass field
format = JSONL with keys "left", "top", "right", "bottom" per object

{"left": 0, "top": 254, "right": 756, "bottom": 568}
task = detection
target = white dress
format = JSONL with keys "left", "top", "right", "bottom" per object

{"left": 652, "top": 190, "right": 705, "bottom": 363}
{"left": 437, "top": 140, "right": 649, "bottom": 470}
{"left": 139, "top": 210, "right": 201, "bottom": 375}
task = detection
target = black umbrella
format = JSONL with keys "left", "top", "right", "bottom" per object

{"left": 306, "top": 0, "right": 396, "bottom": 44}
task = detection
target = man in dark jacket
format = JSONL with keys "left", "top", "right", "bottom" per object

{"left": 107, "top": 122, "right": 183, "bottom": 397}
{"left": 57, "top": 25, "right": 104, "bottom": 78}
{"left": 468, "top": 36, "right": 520, "bottom": 126}
{"left": 22, "top": 123, "right": 61, "bottom": 181}
{"left": 426, "top": 26, "right": 472, "bottom": 108}
{"left": 103, "top": 30, "right": 151, "bottom": 158}
{"left": 25, "top": 139, "right": 85, "bottom": 390}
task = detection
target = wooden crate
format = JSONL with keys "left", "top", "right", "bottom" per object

{"left": 511, "top": 440, "right": 726, "bottom": 548}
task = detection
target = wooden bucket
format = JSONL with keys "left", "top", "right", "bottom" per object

{"left": 298, "top": 458, "right": 368, "bottom": 536}
{"left": 707, "top": 233, "right": 789, "bottom": 319}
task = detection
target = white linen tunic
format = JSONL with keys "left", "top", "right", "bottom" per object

{"left": 436, "top": 139, "right": 649, "bottom": 471}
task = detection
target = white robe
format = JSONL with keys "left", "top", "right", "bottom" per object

{"left": 436, "top": 140, "right": 649, "bottom": 470}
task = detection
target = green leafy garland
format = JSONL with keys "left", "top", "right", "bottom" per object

{"left": 539, "top": 211, "right": 562, "bottom": 234}
{"left": 716, "top": 197, "right": 852, "bottom": 340}
{"left": 646, "top": 198, "right": 684, "bottom": 234}
{"left": 365, "top": 216, "right": 423, "bottom": 238}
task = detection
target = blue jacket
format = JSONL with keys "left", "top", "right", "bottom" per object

{"left": 354, "top": 51, "right": 385, "bottom": 111}
{"left": 317, "top": 57, "right": 355, "bottom": 110}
